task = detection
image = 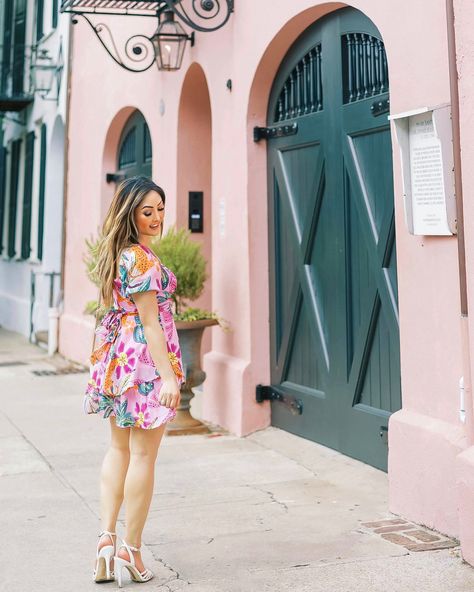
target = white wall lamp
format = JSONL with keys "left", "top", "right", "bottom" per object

{"left": 31, "top": 46, "right": 64, "bottom": 101}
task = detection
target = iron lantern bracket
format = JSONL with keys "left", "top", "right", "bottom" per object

{"left": 61, "top": 1, "right": 234, "bottom": 28}
{"left": 61, "top": 0, "right": 232, "bottom": 72}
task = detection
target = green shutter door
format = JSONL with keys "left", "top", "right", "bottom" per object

{"left": 7, "top": 138, "right": 22, "bottom": 258}
{"left": 117, "top": 111, "right": 152, "bottom": 179}
{"left": 36, "top": 0, "right": 44, "bottom": 41}
{"left": 13, "top": 0, "right": 27, "bottom": 96}
{"left": 37, "top": 124, "right": 47, "bottom": 260}
{"left": 21, "top": 130, "right": 35, "bottom": 259}
{"left": 267, "top": 7, "right": 400, "bottom": 471}
{"left": 52, "top": 0, "right": 59, "bottom": 29}
{"left": 1, "top": 1, "right": 14, "bottom": 96}
{"left": 0, "top": 137, "right": 6, "bottom": 255}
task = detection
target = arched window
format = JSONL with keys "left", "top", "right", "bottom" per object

{"left": 117, "top": 111, "right": 152, "bottom": 178}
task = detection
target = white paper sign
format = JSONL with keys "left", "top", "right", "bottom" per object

{"left": 408, "top": 112, "right": 451, "bottom": 235}
{"left": 390, "top": 104, "right": 456, "bottom": 236}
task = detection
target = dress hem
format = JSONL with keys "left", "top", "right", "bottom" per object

{"left": 106, "top": 412, "right": 175, "bottom": 429}
{"left": 87, "top": 406, "right": 177, "bottom": 430}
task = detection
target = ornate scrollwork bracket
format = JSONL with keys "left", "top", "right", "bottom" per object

{"left": 73, "top": 14, "right": 157, "bottom": 73}
{"left": 63, "top": 1, "right": 234, "bottom": 72}
{"left": 163, "top": 0, "right": 234, "bottom": 32}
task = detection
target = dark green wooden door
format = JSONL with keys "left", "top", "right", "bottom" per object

{"left": 267, "top": 7, "right": 400, "bottom": 471}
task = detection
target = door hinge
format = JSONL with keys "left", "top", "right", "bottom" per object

{"left": 253, "top": 122, "right": 298, "bottom": 142}
{"left": 256, "top": 384, "right": 303, "bottom": 415}
{"left": 106, "top": 172, "right": 126, "bottom": 184}
{"left": 371, "top": 98, "right": 390, "bottom": 117}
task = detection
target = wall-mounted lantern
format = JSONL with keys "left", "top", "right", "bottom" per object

{"left": 31, "top": 46, "right": 64, "bottom": 100}
{"left": 152, "top": 10, "right": 194, "bottom": 71}
{"left": 60, "top": 0, "right": 233, "bottom": 73}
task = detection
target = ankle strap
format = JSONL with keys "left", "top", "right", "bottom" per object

{"left": 122, "top": 540, "right": 140, "bottom": 552}
{"left": 119, "top": 538, "right": 141, "bottom": 563}
{"left": 98, "top": 531, "right": 116, "bottom": 543}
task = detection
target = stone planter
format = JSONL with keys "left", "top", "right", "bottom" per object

{"left": 165, "top": 318, "right": 219, "bottom": 435}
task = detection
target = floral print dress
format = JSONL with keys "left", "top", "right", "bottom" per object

{"left": 83, "top": 243, "right": 185, "bottom": 429}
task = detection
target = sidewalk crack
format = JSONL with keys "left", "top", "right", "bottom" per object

{"left": 245, "top": 483, "right": 289, "bottom": 511}
{"left": 148, "top": 546, "right": 192, "bottom": 586}
{"left": 1, "top": 412, "right": 98, "bottom": 519}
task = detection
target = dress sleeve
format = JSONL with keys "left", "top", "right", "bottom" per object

{"left": 123, "top": 245, "right": 162, "bottom": 297}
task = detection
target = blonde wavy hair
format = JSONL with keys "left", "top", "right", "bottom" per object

{"left": 93, "top": 175, "right": 166, "bottom": 308}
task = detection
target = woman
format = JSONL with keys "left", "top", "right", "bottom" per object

{"left": 84, "top": 176, "right": 184, "bottom": 587}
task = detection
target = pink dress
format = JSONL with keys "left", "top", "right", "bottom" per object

{"left": 83, "top": 243, "right": 185, "bottom": 429}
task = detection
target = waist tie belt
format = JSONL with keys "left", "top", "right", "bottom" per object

{"left": 90, "top": 300, "right": 172, "bottom": 366}
{"left": 90, "top": 309, "right": 136, "bottom": 365}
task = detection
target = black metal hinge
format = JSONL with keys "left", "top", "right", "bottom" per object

{"left": 106, "top": 173, "right": 126, "bottom": 184}
{"left": 253, "top": 122, "right": 298, "bottom": 142}
{"left": 256, "top": 384, "right": 303, "bottom": 415}
{"left": 371, "top": 98, "right": 390, "bottom": 117}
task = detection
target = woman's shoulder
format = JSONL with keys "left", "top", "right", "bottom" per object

{"left": 120, "top": 243, "right": 161, "bottom": 275}
{"left": 119, "top": 243, "right": 147, "bottom": 263}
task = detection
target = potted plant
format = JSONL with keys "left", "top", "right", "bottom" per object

{"left": 83, "top": 227, "right": 227, "bottom": 434}
{"left": 151, "top": 227, "right": 227, "bottom": 434}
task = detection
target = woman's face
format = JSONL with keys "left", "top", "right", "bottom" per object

{"left": 134, "top": 190, "right": 165, "bottom": 239}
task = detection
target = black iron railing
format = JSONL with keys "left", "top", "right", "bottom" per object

{"left": 342, "top": 34, "right": 389, "bottom": 104}
{"left": 0, "top": 44, "right": 34, "bottom": 112}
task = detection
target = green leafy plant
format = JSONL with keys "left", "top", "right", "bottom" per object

{"left": 83, "top": 234, "right": 102, "bottom": 288}
{"left": 151, "top": 227, "right": 206, "bottom": 315}
{"left": 151, "top": 227, "right": 227, "bottom": 328}
{"left": 83, "top": 233, "right": 108, "bottom": 321}
{"left": 173, "top": 307, "right": 221, "bottom": 323}
{"left": 83, "top": 227, "right": 228, "bottom": 329}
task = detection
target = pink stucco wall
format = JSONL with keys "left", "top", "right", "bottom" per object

{"left": 453, "top": 0, "right": 474, "bottom": 565}
{"left": 60, "top": 0, "right": 474, "bottom": 562}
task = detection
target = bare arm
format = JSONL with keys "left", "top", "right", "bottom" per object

{"left": 132, "top": 290, "right": 180, "bottom": 410}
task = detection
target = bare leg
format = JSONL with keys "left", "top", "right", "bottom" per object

{"left": 118, "top": 422, "right": 167, "bottom": 572}
{"left": 96, "top": 418, "right": 131, "bottom": 568}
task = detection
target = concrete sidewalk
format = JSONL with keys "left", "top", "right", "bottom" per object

{"left": 1, "top": 327, "right": 474, "bottom": 592}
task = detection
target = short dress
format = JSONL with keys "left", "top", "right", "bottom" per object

{"left": 83, "top": 243, "right": 185, "bottom": 429}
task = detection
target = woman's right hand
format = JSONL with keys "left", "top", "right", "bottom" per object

{"left": 159, "top": 377, "right": 181, "bottom": 409}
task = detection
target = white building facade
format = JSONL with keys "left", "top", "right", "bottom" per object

{"left": 0, "top": 0, "right": 69, "bottom": 348}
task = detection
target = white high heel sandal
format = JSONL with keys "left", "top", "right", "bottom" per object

{"left": 93, "top": 530, "right": 116, "bottom": 583}
{"left": 114, "top": 538, "right": 154, "bottom": 588}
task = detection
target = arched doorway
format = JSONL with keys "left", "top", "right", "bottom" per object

{"left": 267, "top": 7, "right": 400, "bottom": 471}
{"left": 116, "top": 110, "right": 152, "bottom": 179}
{"left": 177, "top": 64, "right": 212, "bottom": 358}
